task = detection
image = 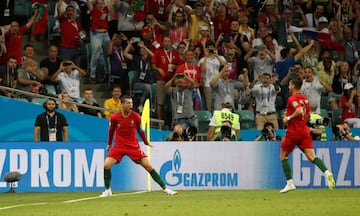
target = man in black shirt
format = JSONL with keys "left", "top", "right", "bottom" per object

{"left": 34, "top": 98, "right": 68, "bottom": 141}
{"left": 40, "top": 45, "right": 62, "bottom": 94}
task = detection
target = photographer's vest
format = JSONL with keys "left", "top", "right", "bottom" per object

{"left": 310, "top": 113, "right": 327, "bottom": 141}
{"left": 213, "top": 110, "right": 239, "bottom": 136}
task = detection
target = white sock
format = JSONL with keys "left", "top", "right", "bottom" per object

{"left": 287, "top": 179, "right": 294, "bottom": 185}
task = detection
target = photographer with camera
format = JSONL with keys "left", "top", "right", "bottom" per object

{"left": 332, "top": 121, "right": 357, "bottom": 141}
{"left": 207, "top": 95, "right": 241, "bottom": 141}
{"left": 307, "top": 101, "right": 328, "bottom": 141}
{"left": 166, "top": 124, "right": 198, "bottom": 141}
{"left": 255, "top": 122, "right": 281, "bottom": 141}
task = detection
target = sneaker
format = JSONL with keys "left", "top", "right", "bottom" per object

{"left": 327, "top": 173, "right": 335, "bottom": 190}
{"left": 164, "top": 188, "right": 178, "bottom": 195}
{"left": 99, "top": 188, "right": 112, "bottom": 197}
{"left": 280, "top": 183, "right": 296, "bottom": 193}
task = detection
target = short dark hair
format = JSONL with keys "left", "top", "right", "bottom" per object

{"left": 280, "top": 48, "right": 290, "bottom": 59}
{"left": 120, "top": 95, "right": 132, "bottom": 103}
{"left": 264, "top": 122, "right": 274, "bottom": 129}
{"left": 290, "top": 76, "right": 303, "bottom": 89}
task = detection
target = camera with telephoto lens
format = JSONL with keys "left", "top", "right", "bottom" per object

{"left": 185, "top": 126, "right": 198, "bottom": 141}
{"left": 307, "top": 118, "right": 330, "bottom": 127}
{"left": 220, "top": 125, "right": 232, "bottom": 139}
{"left": 261, "top": 127, "right": 272, "bottom": 136}
{"left": 78, "top": 30, "right": 87, "bottom": 40}
{"left": 332, "top": 125, "right": 348, "bottom": 140}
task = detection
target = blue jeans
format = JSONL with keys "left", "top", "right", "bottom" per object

{"left": 134, "top": 82, "right": 151, "bottom": 105}
{"left": 89, "top": 31, "right": 110, "bottom": 78}
{"left": 60, "top": 47, "right": 81, "bottom": 66}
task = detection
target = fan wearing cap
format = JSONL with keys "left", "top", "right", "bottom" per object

{"left": 318, "top": 16, "right": 329, "bottom": 33}
{"left": 341, "top": 83, "right": 360, "bottom": 128}
{"left": 207, "top": 95, "right": 240, "bottom": 141}
{"left": 188, "top": 2, "right": 210, "bottom": 43}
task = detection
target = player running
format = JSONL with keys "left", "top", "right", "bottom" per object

{"left": 280, "top": 77, "right": 335, "bottom": 193}
{"left": 100, "top": 95, "right": 177, "bottom": 197}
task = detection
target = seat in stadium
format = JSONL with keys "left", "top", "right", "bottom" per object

{"left": 194, "top": 110, "right": 212, "bottom": 134}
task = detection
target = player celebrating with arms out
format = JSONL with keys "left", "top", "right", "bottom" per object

{"left": 280, "top": 77, "right": 335, "bottom": 193}
{"left": 100, "top": 95, "right": 178, "bottom": 197}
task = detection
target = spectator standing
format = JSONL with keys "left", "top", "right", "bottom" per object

{"left": 151, "top": 36, "right": 183, "bottom": 120}
{"left": 3, "top": 9, "right": 38, "bottom": 64}
{"left": 301, "top": 67, "right": 332, "bottom": 114}
{"left": 175, "top": 49, "right": 203, "bottom": 110}
{"left": 124, "top": 39, "right": 155, "bottom": 112}
{"left": 210, "top": 64, "right": 245, "bottom": 111}
{"left": 34, "top": 98, "right": 68, "bottom": 142}
{"left": 107, "top": 33, "right": 130, "bottom": 93}
{"left": 165, "top": 73, "right": 198, "bottom": 131}
{"left": 57, "top": 1, "right": 84, "bottom": 66}
{"left": 0, "top": 56, "right": 17, "bottom": 98}
{"left": 141, "top": 12, "right": 167, "bottom": 52}
{"left": 341, "top": 83, "right": 360, "bottom": 128}
{"left": 87, "top": 0, "right": 115, "bottom": 82}
{"left": 199, "top": 41, "right": 227, "bottom": 111}
{"left": 249, "top": 73, "right": 280, "bottom": 130}
{"left": 244, "top": 44, "right": 276, "bottom": 81}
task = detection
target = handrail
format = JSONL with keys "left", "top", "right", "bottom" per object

{"left": 0, "top": 85, "right": 165, "bottom": 128}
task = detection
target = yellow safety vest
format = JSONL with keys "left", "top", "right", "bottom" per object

{"left": 214, "top": 110, "right": 240, "bottom": 136}
{"left": 310, "top": 113, "right": 327, "bottom": 141}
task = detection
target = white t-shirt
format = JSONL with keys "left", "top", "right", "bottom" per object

{"left": 199, "top": 55, "right": 225, "bottom": 87}
{"left": 58, "top": 70, "right": 81, "bottom": 99}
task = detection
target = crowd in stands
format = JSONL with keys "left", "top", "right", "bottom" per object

{"left": 0, "top": 0, "right": 360, "bottom": 141}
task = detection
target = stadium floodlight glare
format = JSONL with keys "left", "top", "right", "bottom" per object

{"left": 4, "top": 171, "right": 22, "bottom": 193}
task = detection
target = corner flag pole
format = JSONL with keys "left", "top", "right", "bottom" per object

{"left": 141, "top": 99, "right": 151, "bottom": 191}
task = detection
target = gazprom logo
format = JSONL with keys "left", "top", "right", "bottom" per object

{"left": 160, "top": 149, "right": 238, "bottom": 188}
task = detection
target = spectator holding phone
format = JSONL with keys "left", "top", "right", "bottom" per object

{"left": 51, "top": 60, "right": 86, "bottom": 100}
{"left": 165, "top": 72, "right": 198, "bottom": 131}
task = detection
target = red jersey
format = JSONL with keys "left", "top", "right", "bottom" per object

{"left": 286, "top": 93, "right": 310, "bottom": 132}
{"left": 59, "top": 17, "right": 82, "bottom": 48}
{"left": 175, "top": 63, "right": 202, "bottom": 86}
{"left": 341, "top": 95, "right": 359, "bottom": 121}
{"left": 213, "top": 15, "right": 232, "bottom": 39}
{"left": 90, "top": 7, "right": 109, "bottom": 30}
{"left": 4, "top": 25, "right": 28, "bottom": 63}
{"left": 152, "top": 49, "right": 182, "bottom": 81}
{"left": 108, "top": 111, "right": 142, "bottom": 149}
{"left": 141, "top": 25, "right": 163, "bottom": 52}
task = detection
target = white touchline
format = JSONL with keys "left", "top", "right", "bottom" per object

{"left": 63, "top": 191, "right": 148, "bottom": 203}
{"left": 0, "top": 202, "right": 47, "bottom": 210}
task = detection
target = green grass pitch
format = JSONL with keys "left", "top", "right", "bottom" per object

{"left": 1, "top": 189, "right": 360, "bottom": 216}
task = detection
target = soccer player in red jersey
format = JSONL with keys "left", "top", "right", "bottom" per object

{"left": 100, "top": 95, "right": 178, "bottom": 197}
{"left": 280, "top": 77, "right": 335, "bottom": 193}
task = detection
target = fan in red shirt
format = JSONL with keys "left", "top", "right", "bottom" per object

{"left": 151, "top": 35, "right": 183, "bottom": 120}
{"left": 175, "top": 49, "right": 203, "bottom": 110}
{"left": 279, "top": 77, "right": 335, "bottom": 193}
{"left": 99, "top": 95, "right": 178, "bottom": 197}
{"left": 3, "top": 9, "right": 38, "bottom": 64}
